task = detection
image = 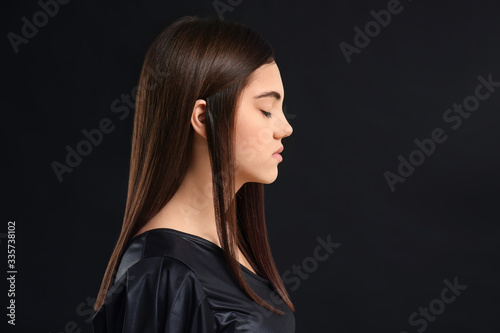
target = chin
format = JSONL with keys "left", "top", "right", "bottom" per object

{"left": 237, "top": 164, "right": 279, "bottom": 185}
{"left": 256, "top": 170, "right": 279, "bottom": 185}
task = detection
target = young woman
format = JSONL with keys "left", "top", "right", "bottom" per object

{"left": 91, "top": 16, "right": 295, "bottom": 332}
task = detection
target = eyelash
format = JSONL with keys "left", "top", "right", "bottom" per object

{"left": 261, "top": 110, "right": 272, "bottom": 118}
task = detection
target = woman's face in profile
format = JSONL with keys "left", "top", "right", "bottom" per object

{"left": 234, "top": 61, "right": 293, "bottom": 186}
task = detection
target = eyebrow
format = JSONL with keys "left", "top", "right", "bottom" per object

{"left": 254, "top": 91, "right": 282, "bottom": 101}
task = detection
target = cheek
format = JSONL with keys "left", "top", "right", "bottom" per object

{"left": 234, "top": 109, "right": 274, "bottom": 167}
{"left": 235, "top": 125, "right": 258, "bottom": 166}
{"left": 235, "top": 128, "right": 274, "bottom": 169}
{"left": 255, "top": 127, "right": 274, "bottom": 147}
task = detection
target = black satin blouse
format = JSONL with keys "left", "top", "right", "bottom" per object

{"left": 90, "top": 228, "right": 295, "bottom": 332}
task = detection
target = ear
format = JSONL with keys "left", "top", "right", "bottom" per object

{"left": 190, "top": 99, "right": 207, "bottom": 140}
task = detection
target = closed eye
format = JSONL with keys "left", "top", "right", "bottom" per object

{"left": 261, "top": 110, "right": 272, "bottom": 118}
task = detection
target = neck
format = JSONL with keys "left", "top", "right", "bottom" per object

{"left": 138, "top": 135, "right": 243, "bottom": 248}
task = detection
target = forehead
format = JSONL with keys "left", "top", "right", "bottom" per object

{"left": 242, "top": 62, "right": 284, "bottom": 99}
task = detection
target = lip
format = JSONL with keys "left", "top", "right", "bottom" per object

{"left": 272, "top": 146, "right": 284, "bottom": 162}
{"left": 273, "top": 146, "right": 284, "bottom": 154}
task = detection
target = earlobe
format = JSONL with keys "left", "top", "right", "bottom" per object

{"left": 191, "top": 99, "right": 207, "bottom": 140}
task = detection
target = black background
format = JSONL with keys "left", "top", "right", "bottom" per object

{"left": 2, "top": 0, "right": 500, "bottom": 332}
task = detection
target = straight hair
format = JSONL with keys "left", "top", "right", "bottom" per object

{"left": 93, "top": 16, "right": 294, "bottom": 315}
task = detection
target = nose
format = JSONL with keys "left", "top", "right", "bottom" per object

{"left": 273, "top": 112, "right": 293, "bottom": 139}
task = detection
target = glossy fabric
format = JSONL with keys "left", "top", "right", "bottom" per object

{"left": 91, "top": 228, "right": 295, "bottom": 332}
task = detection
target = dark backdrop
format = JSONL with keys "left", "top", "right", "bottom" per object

{"left": 2, "top": 0, "right": 500, "bottom": 332}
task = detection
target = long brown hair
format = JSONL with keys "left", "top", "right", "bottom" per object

{"left": 93, "top": 16, "right": 294, "bottom": 315}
